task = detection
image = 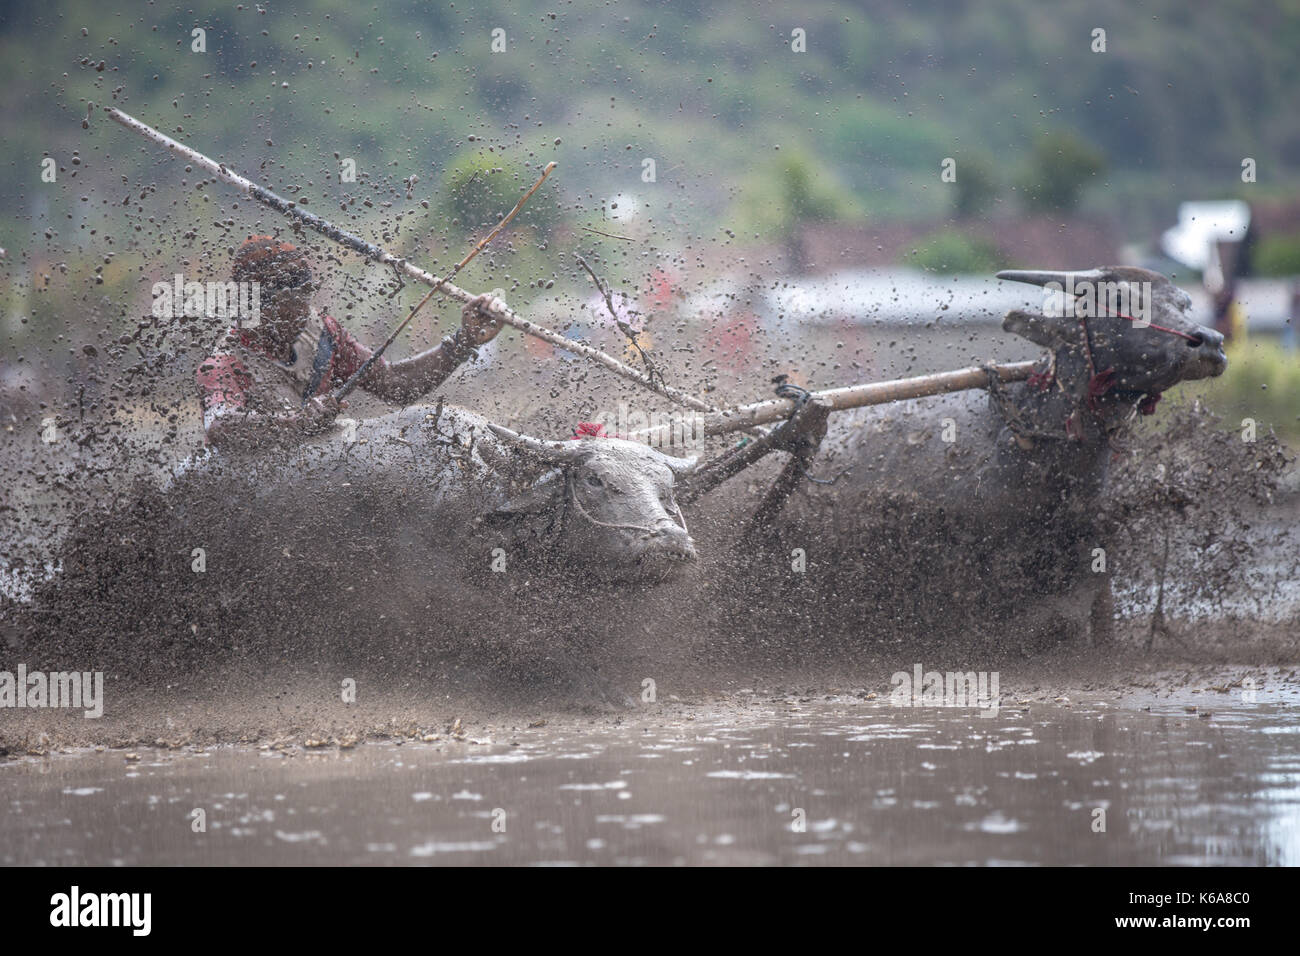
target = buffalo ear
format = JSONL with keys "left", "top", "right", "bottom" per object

{"left": 1002, "top": 309, "right": 1075, "bottom": 348}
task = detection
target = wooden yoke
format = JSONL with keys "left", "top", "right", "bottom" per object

{"left": 681, "top": 385, "right": 833, "bottom": 527}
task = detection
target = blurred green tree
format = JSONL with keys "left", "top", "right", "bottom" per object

{"left": 954, "top": 154, "right": 1000, "bottom": 218}
{"left": 1252, "top": 234, "right": 1300, "bottom": 276}
{"left": 911, "top": 232, "right": 1005, "bottom": 274}
{"left": 730, "top": 149, "right": 858, "bottom": 271}
{"left": 1016, "top": 132, "right": 1107, "bottom": 213}
{"left": 440, "top": 153, "right": 558, "bottom": 238}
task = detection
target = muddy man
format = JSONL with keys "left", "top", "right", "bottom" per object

{"left": 196, "top": 235, "right": 505, "bottom": 451}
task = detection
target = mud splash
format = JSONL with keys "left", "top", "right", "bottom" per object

{"left": 3, "top": 400, "right": 1297, "bottom": 738}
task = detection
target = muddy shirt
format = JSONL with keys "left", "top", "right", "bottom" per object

{"left": 196, "top": 308, "right": 378, "bottom": 441}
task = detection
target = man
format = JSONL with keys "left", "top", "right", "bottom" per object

{"left": 197, "top": 236, "right": 504, "bottom": 451}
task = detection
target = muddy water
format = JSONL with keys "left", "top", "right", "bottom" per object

{"left": 4, "top": 688, "right": 1298, "bottom": 866}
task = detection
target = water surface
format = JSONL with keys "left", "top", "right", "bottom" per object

{"left": 4, "top": 690, "right": 1298, "bottom": 865}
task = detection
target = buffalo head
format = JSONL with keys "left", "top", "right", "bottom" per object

{"left": 999, "top": 266, "right": 1226, "bottom": 399}
{"left": 486, "top": 424, "right": 699, "bottom": 582}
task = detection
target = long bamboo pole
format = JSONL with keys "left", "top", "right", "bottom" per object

{"left": 334, "top": 162, "right": 556, "bottom": 399}
{"left": 100, "top": 106, "right": 716, "bottom": 414}
{"left": 629, "top": 361, "right": 1038, "bottom": 443}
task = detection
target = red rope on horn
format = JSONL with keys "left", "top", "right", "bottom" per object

{"left": 1111, "top": 310, "right": 1203, "bottom": 343}
{"left": 570, "top": 422, "right": 609, "bottom": 439}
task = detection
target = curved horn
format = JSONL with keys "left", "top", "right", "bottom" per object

{"left": 661, "top": 453, "right": 699, "bottom": 477}
{"left": 996, "top": 268, "right": 1108, "bottom": 288}
{"left": 487, "top": 423, "right": 585, "bottom": 461}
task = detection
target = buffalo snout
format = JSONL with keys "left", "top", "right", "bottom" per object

{"left": 1183, "top": 325, "right": 1228, "bottom": 380}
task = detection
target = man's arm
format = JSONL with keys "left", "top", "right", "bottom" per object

{"left": 339, "top": 293, "right": 505, "bottom": 404}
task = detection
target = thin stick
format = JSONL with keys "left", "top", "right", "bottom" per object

{"left": 579, "top": 226, "right": 635, "bottom": 242}
{"left": 100, "top": 106, "right": 711, "bottom": 413}
{"left": 629, "top": 361, "right": 1039, "bottom": 443}
{"left": 574, "top": 255, "right": 661, "bottom": 386}
{"left": 334, "top": 162, "right": 556, "bottom": 399}
{"left": 571, "top": 256, "right": 770, "bottom": 439}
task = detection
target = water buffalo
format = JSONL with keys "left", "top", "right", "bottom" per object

{"left": 762, "top": 266, "right": 1227, "bottom": 650}
{"left": 480, "top": 420, "right": 698, "bottom": 582}
{"left": 147, "top": 402, "right": 701, "bottom": 581}
{"left": 20, "top": 401, "right": 700, "bottom": 693}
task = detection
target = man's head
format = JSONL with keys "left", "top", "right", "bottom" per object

{"left": 232, "top": 236, "right": 317, "bottom": 345}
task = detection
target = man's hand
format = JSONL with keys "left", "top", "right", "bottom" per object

{"left": 301, "top": 394, "right": 344, "bottom": 433}
{"left": 460, "top": 292, "right": 506, "bottom": 347}
{"left": 361, "top": 294, "right": 505, "bottom": 404}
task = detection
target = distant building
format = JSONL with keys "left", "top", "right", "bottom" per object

{"left": 1160, "top": 200, "right": 1300, "bottom": 344}
{"left": 795, "top": 216, "right": 1123, "bottom": 276}
{"left": 1160, "top": 200, "right": 1253, "bottom": 294}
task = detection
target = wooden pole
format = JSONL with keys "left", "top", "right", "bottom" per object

{"left": 334, "top": 162, "right": 556, "bottom": 399}
{"left": 100, "top": 106, "right": 714, "bottom": 414}
{"left": 629, "top": 361, "right": 1039, "bottom": 443}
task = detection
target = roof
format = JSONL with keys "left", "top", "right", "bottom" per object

{"left": 797, "top": 217, "right": 1123, "bottom": 274}
{"left": 686, "top": 268, "right": 1295, "bottom": 332}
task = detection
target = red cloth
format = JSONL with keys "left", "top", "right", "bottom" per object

{"left": 196, "top": 315, "right": 375, "bottom": 421}
{"left": 570, "top": 422, "right": 609, "bottom": 439}
{"left": 1027, "top": 369, "right": 1054, "bottom": 391}
{"left": 1086, "top": 368, "right": 1117, "bottom": 411}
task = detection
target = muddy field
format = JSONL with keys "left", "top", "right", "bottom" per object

{"left": 2, "top": 362, "right": 1298, "bottom": 748}
{"left": 3, "top": 324, "right": 1298, "bottom": 867}
{"left": 5, "top": 0, "right": 1300, "bottom": 879}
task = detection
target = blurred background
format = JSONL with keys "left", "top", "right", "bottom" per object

{"left": 2, "top": 4, "right": 1297, "bottom": 868}
{"left": 2, "top": 0, "right": 1298, "bottom": 462}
